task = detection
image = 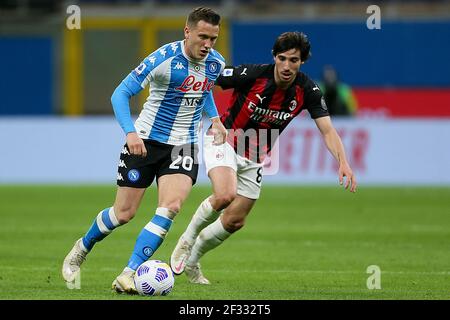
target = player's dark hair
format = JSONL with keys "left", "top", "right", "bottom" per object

{"left": 272, "top": 31, "right": 311, "bottom": 62}
{"left": 187, "top": 7, "right": 221, "bottom": 27}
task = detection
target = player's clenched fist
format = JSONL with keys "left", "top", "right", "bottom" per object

{"left": 210, "top": 117, "right": 228, "bottom": 146}
{"left": 126, "top": 132, "right": 147, "bottom": 157}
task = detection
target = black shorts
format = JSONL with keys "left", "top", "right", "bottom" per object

{"left": 116, "top": 139, "right": 199, "bottom": 188}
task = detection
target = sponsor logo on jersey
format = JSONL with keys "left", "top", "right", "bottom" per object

{"left": 121, "top": 147, "right": 130, "bottom": 155}
{"left": 256, "top": 94, "right": 266, "bottom": 104}
{"left": 248, "top": 103, "right": 293, "bottom": 124}
{"left": 174, "top": 62, "right": 185, "bottom": 70}
{"left": 118, "top": 160, "right": 127, "bottom": 168}
{"left": 117, "top": 173, "right": 124, "bottom": 181}
{"left": 177, "top": 97, "right": 203, "bottom": 107}
{"left": 175, "top": 75, "right": 214, "bottom": 93}
{"left": 170, "top": 42, "right": 178, "bottom": 53}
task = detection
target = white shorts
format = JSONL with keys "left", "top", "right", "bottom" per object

{"left": 203, "top": 135, "right": 263, "bottom": 199}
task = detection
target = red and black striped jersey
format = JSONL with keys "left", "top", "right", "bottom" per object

{"left": 216, "top": 64, "right": 329, "bottom": 163}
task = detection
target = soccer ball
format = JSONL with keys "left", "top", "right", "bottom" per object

{"left": 134, "top": 260, "right": 175, "bottom": 296}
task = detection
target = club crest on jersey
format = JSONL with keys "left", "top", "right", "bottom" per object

{"left": 289, "top": 100, "right": 297, "bottom": 111}
{"left": 175, "top": 75, "right": 214, "bottom": 93}
{"left": 209, "top": 62, "right": 218, "bottom": 73}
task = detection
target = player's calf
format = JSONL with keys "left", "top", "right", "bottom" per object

{"left": 221, "top": 215, "right": 246, "bottom": 233}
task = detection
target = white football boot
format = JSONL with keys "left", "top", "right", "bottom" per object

{"left": 112, "top": 270, "right": 137, "bottom": 294}
{"left": 185, "top": 263, "right": 210, "bottom": 285}
{"left": 170, "top": 235, "right": 193, "bottom": 275}
{"left": 62, "top": 238, "right": 88, "bottom": 283}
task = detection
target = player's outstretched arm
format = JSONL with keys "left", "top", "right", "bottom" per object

{"left": 314, "top": 116, "right": 357, "bottom": 192}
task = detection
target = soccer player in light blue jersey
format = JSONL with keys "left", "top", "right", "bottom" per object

{"left": 62, "top": 7, "right": 227, "bottom": 294}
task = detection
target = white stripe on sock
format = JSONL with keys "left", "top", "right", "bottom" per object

{"left": 108, "top": 207, "right": 120, "bottom": 227}
{"left": 156, "top": 207, "right": 177, "bottom": 219}
{"left": 96, "top": 212, "right": 111, "bottom": 234}
{"left": 144, "top": 221, "right": 168, "bottom": 238}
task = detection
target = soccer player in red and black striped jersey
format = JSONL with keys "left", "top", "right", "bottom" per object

{"left": 171, "top": 32, "right": 357, "bottom": 284}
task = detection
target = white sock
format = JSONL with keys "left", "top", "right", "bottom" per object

{"left": 123, "top": 266, "right": 134, "bottom": 274}
{"left": 186, "top": 217, "right": 231, "bottom": 266}
{"left": 183, "top": 197, "right": 222, "bottom": 244}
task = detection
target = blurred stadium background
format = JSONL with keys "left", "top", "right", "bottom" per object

{"left": 1, "top": 0, "right": 450, "bottom": 184}
{"left": 1, "top": 0, "right": 449, "bottom": 300}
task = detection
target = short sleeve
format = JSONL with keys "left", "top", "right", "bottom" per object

{"left": 304, "top": 80, "right": 329, "bottom": 119}
{"left": 216, "top": 64, "right": 260, "bottom": 90}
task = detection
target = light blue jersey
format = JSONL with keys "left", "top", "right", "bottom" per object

{"left": 111, "top": 40, "right": 225, "bottom": 145}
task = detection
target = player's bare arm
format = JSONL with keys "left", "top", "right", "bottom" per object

{"left": 314, "top": 116, "right": 357, "bottom": 192}
{"left": 126, "top": 132, "right": 147, "bottom": 157}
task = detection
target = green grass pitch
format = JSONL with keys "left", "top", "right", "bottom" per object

{"left": 0, "top": 185, "right": 449, "bottom": 300}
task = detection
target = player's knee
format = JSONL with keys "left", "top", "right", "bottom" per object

{"left": 213, "top": 192, "right": 237, "bottom": 211}
{"left": 223, "top": 218, "right": 245, "bottom": 233}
